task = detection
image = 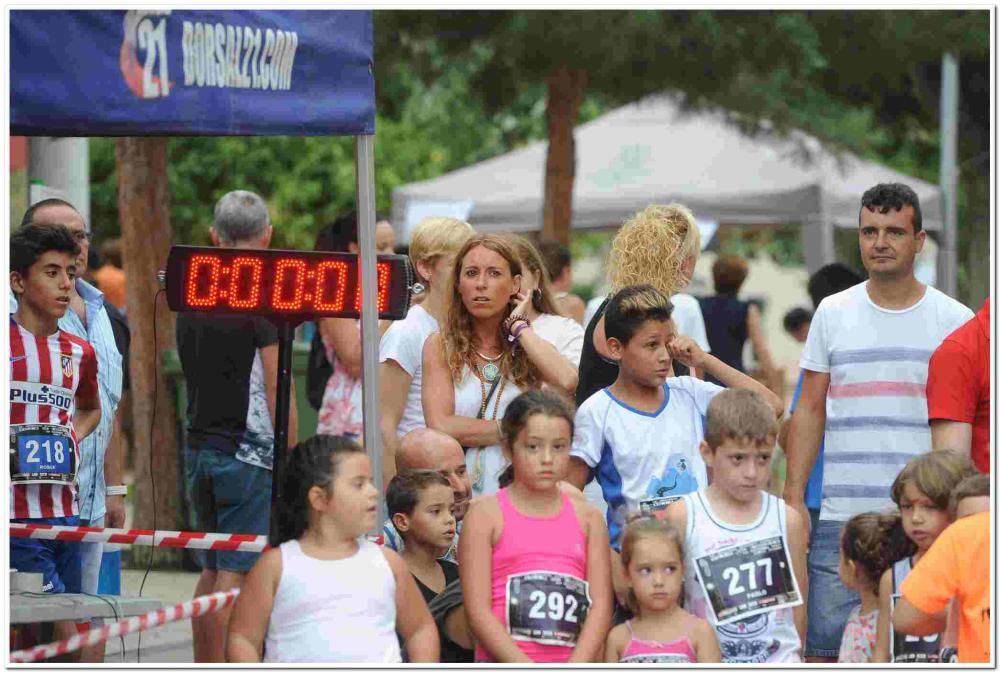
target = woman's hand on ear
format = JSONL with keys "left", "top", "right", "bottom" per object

{"left": 509, "top": 289, "right": 533, "bottom": 318}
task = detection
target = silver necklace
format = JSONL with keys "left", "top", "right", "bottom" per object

{"left": 474, "top": 349, "right": 503, "bottom": 382}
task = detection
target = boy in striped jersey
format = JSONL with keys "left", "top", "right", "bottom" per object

{"left": 10, "top": 224, "right": 100, "bottom": 644}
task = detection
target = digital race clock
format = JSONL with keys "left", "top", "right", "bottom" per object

{"left": 164, "top": 246, "right": 413, "bottom": 319}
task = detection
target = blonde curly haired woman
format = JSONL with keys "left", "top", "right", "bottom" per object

{"left": 576, "top": 204, "right": 706, "bottom": 408}
{"left": 422, "top": 234, "right": 577, "bottom": 497}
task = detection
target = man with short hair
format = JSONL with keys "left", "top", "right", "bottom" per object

{"left": 13, "top": 199, "right": 127, "bottom": 663}
{"left": 382, "top": 428, "right": 471, "bottom": 560}
{"left": 177, "top": 190, "right": 298, "bottom": 663}
{"left": 783, "top": 183, "right": 973, "bottom": 662}
{"left": 926, "top": 298, "right": 990, "bottom": 473}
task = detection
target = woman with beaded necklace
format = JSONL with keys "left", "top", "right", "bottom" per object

{"left": 422, "top": 234, "right": 578, "bottom": 498}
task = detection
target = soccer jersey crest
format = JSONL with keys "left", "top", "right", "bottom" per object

{"left": 61, "top": 354, "right": 73, "bottom": 378}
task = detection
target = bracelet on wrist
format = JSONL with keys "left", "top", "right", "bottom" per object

{"left": 106, "top": 485, "right": 129, "bottom": 497}
{"left": 504, "top": 312, "right": 528, "bottom": 331}
{"left": 507, "top": 320, "right": 530, "bottom": 343}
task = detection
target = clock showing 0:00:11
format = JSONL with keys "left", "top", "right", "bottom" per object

{"left": 163, "top": 246, "right": 412, "bottom": 319}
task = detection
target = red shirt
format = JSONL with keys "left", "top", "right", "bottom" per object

{"left": 926, "top": 299, "right": 990, "bottom": 472}
{"left": 9, "top": 318, "right": 99, "bottom": 519}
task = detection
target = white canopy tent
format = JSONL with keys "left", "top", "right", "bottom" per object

{"left": 392, "top": 94, "right": 942, "bottom": 272}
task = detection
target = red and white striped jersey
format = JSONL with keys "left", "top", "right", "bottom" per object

{"left": 9, "top": 318, "right": 99, "bottom": 520}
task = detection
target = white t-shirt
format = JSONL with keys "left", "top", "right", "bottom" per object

{"left": 571, "top": 377, "right": 723, "bottom": 548}
{"left": 453, "top": 368, "right": 523, "bottom": 498}
{"left": 800, "top": 282, "right": 973, "bottom": 521}
{"left": 531, "top": 312, "right": 585, "bottom": 367}
{"left": 379, "top": 304, "right": 439, "bottom": 437}
{"left": 671, "top": 292, "right": 711, "bottom": 352}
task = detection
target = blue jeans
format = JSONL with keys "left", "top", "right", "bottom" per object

{"left": 10, "top": 516, "right": 82, "bottom": 594}
{"left": 806, "top": 518, "right": 860, "bottom": 658}
{"left": 184, "top": 446, "right": 271, "bottom": 573}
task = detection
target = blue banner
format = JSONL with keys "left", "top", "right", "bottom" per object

{"left": 10, "top": 10, "right": 374, "bottom": 136}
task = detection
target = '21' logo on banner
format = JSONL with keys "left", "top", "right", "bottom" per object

{"left": 120, "top": 10, "right": 172, "bottom": 99}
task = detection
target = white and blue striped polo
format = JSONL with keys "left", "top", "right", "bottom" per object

{"left": 800, "top": 282, "right": 972, "bottom": 522}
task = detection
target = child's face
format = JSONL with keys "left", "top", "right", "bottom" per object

{"left": 317, "top": 453, "right": 379, "bottom": 537}
{"left": 700, "top": 437, "right": 773, "bottom": 504}
{"left": 955, "top": 495, "right": 990, "bottom": 520}
{"left": 404, "top": 484, "right": 456, "bottom": 555}
{"left": 506, "top": 413, "right": 572, "bottom": 491}
{"left": 10, "top": 251, "right": 77, "bottom": 321}
{"left": 626, "top": 535, "right": 684, "bottom": 613}
{"left": 610, "top": 318, "right": 676, "bottom": 388}
{"left": 898, "top": 481, "right": 949, "bottom": 552}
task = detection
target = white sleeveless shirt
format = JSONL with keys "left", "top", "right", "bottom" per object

{"left": 453, "top": 367, "right": 522, "bottom": 498}
{"left": 264, "top": 538, "right": 401, "bottom": 663}
{"left": 682, "top": 490, "right": 802, "bottom": 663}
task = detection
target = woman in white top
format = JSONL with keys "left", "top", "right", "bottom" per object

{"left": 422, "top": 234, "right": 577, "bottom": 497}
{"left": 507, "top": 234, "right": 584, "bottom": 376}
{"left": 314, "top": 214, "right": 396, "bottom": 438}
{"left": 379, "top": 216, "right": 475, "bottom": 482}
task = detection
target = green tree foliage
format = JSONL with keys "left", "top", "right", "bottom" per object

{"left": 88, "top": 36, "right": 594, "bottom": 249}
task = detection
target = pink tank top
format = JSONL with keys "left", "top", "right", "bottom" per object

{"left": 476, "top": 487, "right": 588, "bottom": 663}
{"left": 619, "top": 620, "right": 698, "bottom": 663}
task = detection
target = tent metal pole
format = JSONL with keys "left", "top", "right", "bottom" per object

{"left": 355, "top": 134, "right": 384, "bottom": 535}
{"left": 937, "top": 51, "right": 959, "bottom": 298}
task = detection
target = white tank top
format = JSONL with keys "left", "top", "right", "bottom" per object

{"left": 453, "top": 367, "right": 522, "bottom": 498}
{"left": 683, "top": 490, "right": 802, "bottom": 663}
{"left": 264, "top": 538, "right": 401, "bottom": 663}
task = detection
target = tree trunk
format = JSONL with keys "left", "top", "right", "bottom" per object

{"left": 116, "top": 138, "right": 181, "bottom": 536}
{"left": 542, "top": 65, "right": 588, "bottom": 244}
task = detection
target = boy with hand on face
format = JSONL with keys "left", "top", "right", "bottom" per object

{"left": 9, "top": 224, "right": 102, "bottom": 649}
{"left": 567, "top": 285, "right": 783, "bottom": 613}
{"left": 568, "top": 285, "right": 783, "bottom": 548}
{"left": 660, "top": 389, "right": 809, "bottom": 663}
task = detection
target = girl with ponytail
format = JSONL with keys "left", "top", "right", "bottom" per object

{"left": 227, "top": 436, "right": 438, "bottom": 663}
{"left": 836, "top": 511, "right": 915, "bottom": 663}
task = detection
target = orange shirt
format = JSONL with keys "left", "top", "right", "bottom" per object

{"left": 901, "top": 511, "right": 991, "bottom": 663}
{"left": 93, "top": 265, "right": 126, "bottom": 311}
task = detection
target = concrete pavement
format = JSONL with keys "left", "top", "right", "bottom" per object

{"left": 102, "top": 569, "right": 199, "bottom": 663}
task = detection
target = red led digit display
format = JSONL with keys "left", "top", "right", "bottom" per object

{"left": 165, "top": 246, "right": 412, "bottom": 321}
{"left": 186, "top": 255, "right": 222, "bottom": 307}
{"left": 315, "top": 260, "right": 350, "bottom": 312}
{"left": 272, "top": 258, "right": 309, "bottom": 311}
{"left": 229, "top": 257, "right": 264, "bottom": 309}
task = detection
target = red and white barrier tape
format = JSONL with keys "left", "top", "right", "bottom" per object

{"left": 9, "top": 523, "right": 269, "bottom": 552}
{"left": 9, "top": 589, "right": 240, "bottom": 663}
{"left": 9, "top": 523, "right": 384, "bottom": 551}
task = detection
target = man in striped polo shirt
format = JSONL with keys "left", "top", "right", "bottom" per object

{"left": 783, "top": 183, "right": 973, "bottom": 661}
{"left": 10, "top": 223, "right": 101, "bottom": 649}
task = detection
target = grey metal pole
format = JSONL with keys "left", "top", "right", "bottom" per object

{"left": 28, "top": 137, "right": 90, "bottom": 225}
{"left": 938, "top": 52, "right": 959, "bottom": 298}
{"left": 355, "top": 134, "right": 384, "bottom": 535}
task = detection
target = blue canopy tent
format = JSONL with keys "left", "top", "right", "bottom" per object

{"left": 10, "top": 9, "right": 388, "bottom": 530}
